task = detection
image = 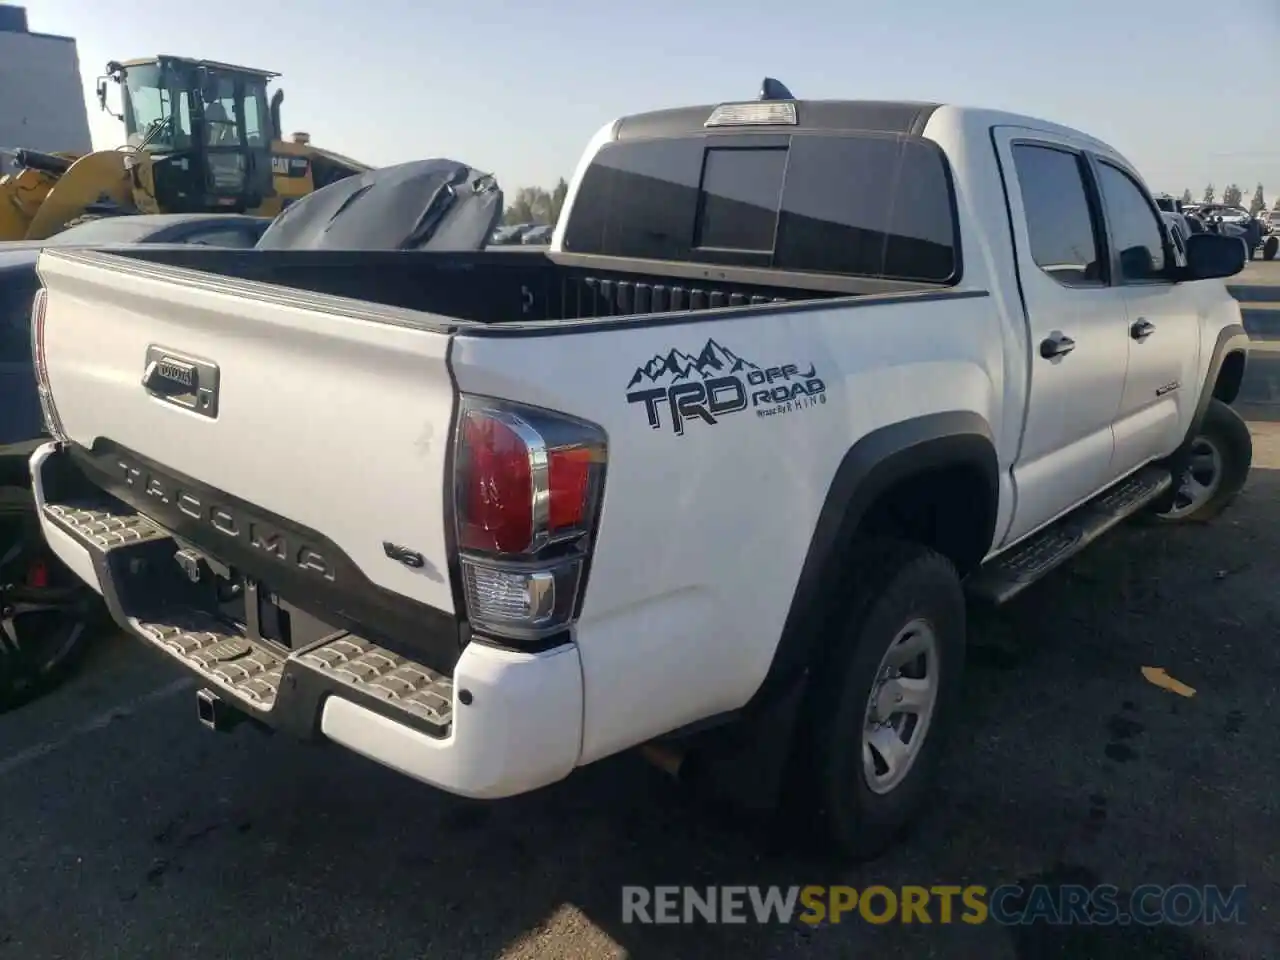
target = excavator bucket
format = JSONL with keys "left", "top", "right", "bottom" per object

{"left": 16, "top": 151, "right": 135, "bottom": 241}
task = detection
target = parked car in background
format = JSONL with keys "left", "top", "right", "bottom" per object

{"left": 1199, "top": 205, "right": 1252, "bottom": 228}
{"left": 0, "top": 213, "right": 269, "bottom": 264}
{"left": 490, "top": 223, "right": 533, "bottom": 245}
{"left": 521, "top": 224, "right": 554, "bottom": 245}
{"left": 0, "top": 213, "right": 269, "bottom": 711}
{"left": 1191, "top": 205, "right": 1266, "bottom": 260}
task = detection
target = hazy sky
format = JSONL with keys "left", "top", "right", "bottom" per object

{"left": 23, "top": 0, "right": 1280, "bottom": 202}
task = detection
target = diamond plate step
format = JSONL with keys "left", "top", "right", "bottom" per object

{"left": 297, "top": 636, "right": 453, "bottom": 729}
{"left": 135, "top": 613, "right": 285, "bottom": 710}
{"left": 130, "top": 614, "right": 454, "bottom": 733}
{"left": 43, "top": 491, "right": 456, "bottom": 737}
{"left": 44, "top": 502, "right": 166, "bottom": 550}
{"left": 967, "top": 466, "right": 1172, "bottom": 605}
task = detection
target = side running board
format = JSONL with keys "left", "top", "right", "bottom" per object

{"left": 967, "top": 466, "right": 1172, "bottom": 605}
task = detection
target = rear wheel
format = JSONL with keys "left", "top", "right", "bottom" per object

{"left": 1265, "top": 235, "right": 1279, "bottom": 261}
{"left": 798, "top": 540, "right": 966, "bottom": 861}
{"left": 0, "top": 486, "right": 99, "bottom": 711}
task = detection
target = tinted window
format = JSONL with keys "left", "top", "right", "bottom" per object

{"left": 0, "top": 276, "right": 38, "bottom": 363}
{"left": 695, "top": 148, "right": 785, "bottom": 251}
{"left": 561, "top": 138, "right": 701, "bottom": 261}
{"left": 1097, "top": 162, "right": 1166, "bottom": 282}
{"left": 243, "top": 95, "right": 265, "bottom": 146}
{"left": 561, "top": 133, "right": 959, "bottom": 283}
{"left": 778, "top": 135, "right": 956, "bottom": 281}
{"left": 1012, "top": 144, "right": 1104, "bottom": 288}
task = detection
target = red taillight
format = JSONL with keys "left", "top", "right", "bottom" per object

{"left": 548, "top": 446, "right": 593, "bottom": 533}
{"left": 454, "top": 398, "right": 607, "bottom": 642}
{"left": 458, "top": 412, "right": 535, "bottom": 554}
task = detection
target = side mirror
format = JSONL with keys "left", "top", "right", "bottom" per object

{"left": 1178, "top": 233, "right": 1246, "bottom": 281}
{"left": 96, "top": 78, "right": 108, "bottom": 111}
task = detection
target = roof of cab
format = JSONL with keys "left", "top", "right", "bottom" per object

{"left": 121, "top": 55, "right": 280, "bottom": 77}
{"left": 612, "top": 99, "right": 1121, "bottom": 159}
{"left": 614, "top": 100, "right": 943, "bottom": 141}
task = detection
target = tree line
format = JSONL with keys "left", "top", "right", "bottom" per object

{"left": 501, "top": 179, "right": 570, "bottom": 226}
{"left": 1177, "top": 184, "right": 1277, "bottom": 216}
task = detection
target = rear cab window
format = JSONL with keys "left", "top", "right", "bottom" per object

{"left": 561, "top": 128, "right": 960, "bottom": 284}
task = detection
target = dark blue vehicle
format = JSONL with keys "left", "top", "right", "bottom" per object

{"left": 0, "top": 214, "right": 268, "bottom": 708}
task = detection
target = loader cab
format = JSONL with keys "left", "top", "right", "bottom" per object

{"left": 102, "top": 56, "right": 277, "bottom": 214}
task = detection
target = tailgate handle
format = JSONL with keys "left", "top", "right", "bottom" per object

{"left": 142, "top": 346, "right": 221, "bottom": 419}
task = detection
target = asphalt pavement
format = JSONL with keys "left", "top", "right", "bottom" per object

{"left": 1, "top": 287, "right": 1278, "bottom": 959}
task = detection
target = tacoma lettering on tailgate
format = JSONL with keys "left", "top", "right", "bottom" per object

{"left": 115, "top": 458, "right": 335, "bottom": 582}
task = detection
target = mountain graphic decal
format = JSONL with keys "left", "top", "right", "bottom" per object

{"left": 626, "top": 338, "right": 761, "bottom": 389}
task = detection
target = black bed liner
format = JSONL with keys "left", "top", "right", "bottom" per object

{"left": 107, "top": 246, "right": 948, "bottom": 328}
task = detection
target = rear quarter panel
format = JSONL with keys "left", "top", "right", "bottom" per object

{"left": 451, "top": 293, "right": 1004, "bottom": 763}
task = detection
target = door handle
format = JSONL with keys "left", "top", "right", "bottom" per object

{"left": 1039, "top": 332, "right": 1076, "bottom": 359}
{"left": 1130, "top": 319, "right": 1156, "bottom": 341}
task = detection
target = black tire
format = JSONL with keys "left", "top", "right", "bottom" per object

{"left": 0, "top": 486, "right": 100, "bottom": 712}
{"left": 1150, "top": 399, "right": 1252, "bottom": 524}
{"left": 796, "top": 540, "right": 966, "bottom": 862}
{"left": 1265, "top": 235, "right": 1279, "bottom": 261}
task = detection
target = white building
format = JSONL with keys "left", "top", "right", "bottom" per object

{"left": 0, "top": 5, "right": 92, "bottom": 169}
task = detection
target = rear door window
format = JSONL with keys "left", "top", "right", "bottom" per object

{"left": 562, "top": 132, "right": 959, "bottom": 283}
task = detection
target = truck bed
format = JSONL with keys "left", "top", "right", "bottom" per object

{"left": 104, "top": 246, "right": 931, "bottom": 329}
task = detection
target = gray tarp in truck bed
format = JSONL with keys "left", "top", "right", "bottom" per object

{"left": 255, "top": 159, "right": 503, "bottom": 252}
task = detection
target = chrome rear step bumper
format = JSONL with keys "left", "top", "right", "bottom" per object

{"left": 29, "top": 442, "right": 586, "bottom": 800}
{"left": 44, "top": 500, "right": 456, "bottom": 738}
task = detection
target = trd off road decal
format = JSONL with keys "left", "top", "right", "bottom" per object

{"left": 626, "top": 337, "right": 827, "bottom": 435}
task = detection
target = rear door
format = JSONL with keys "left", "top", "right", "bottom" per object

{"left": 1088, "top": 157, "right": 1201, "bottom": 473}
{"left": 994, "top": 130, "right": 1131, "bottom": 545}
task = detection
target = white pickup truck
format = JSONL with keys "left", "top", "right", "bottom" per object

{"left": 27, "top": 87, "right": 1251, "bottom": 860}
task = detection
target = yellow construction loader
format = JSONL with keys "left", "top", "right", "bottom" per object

{"left": 0, "top": 55, "right": 371, "bottom": 241}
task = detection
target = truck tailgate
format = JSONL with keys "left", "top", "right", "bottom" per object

{"left": 35, "top": 249, "right": 459, "bottom": 623}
